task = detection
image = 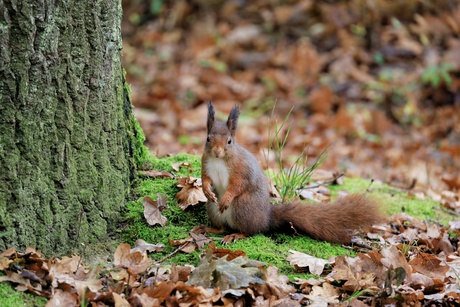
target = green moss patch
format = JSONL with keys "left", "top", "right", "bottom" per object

{"left": 122, "top": 153, "right": 456, "bottom": 277}
{"left": 329, "top": 178, "right": 453, "bottom": 224}
{"left": 0, "top": 281, "right": 47, "bottom": 307}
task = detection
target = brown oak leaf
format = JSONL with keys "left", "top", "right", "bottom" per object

{"left": 287, "top": 250, "right": 334, "bottom": 276}
{"left": 143, "top": 194, "right": 168, "bottom": 227}
{"left": 175, "top": 177, "right": 207, "bottom": 210}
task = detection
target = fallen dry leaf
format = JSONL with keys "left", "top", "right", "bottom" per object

{"left": 143, "top": 194, "right": 168, "bottom": 226}
{"left": 113, "top": 292, "right": 131, "bottom": 307}
{"left": 328, "top": 255, "right": 378, "bottom": 292}
{"left": 189, "top": 232, "right": 212, "bottom": 250}
{"left": 380, "top": 246, "right": 412, "bottom": 283}
{"left": 0, "top": 258, "right": 12, "bottom": 270}
{"left": 258, "top": 266, "right": 296, "bottom": 298}
{"left": 440, "top": 190, "right": 460, "bottom": 211}
{"left": 44, "top": 289, "right": 78, "bottom": 307}
{"left": 168, "top": 237, "right": 196, "bottom": 253}
{"left": 170, "top": 264, "right": 192, "bottom": 283}
{"left": 287, "top": 250, "right": 334, "bottom": 275}
{"left": 113, "top": 243, "right": 151, "bottom": 275}
{"left": 131, "top": 239, "right": 165, "bottom": 254}
{"left": 409, "top": 253, "right": 449, "bottom": 280}
{"left": 298, "top": 185, "right": 331, "bottom": 202}
{"left": 187, "top": 248, "right": 266, "bottom": 290}
{"left": 139, "top": 170, "right": 174, "bottom": 178}
{"left": 209, "top": 242, "right": 246, "bottom": 261}
{"left": 305, "top": 283, "right": 340, "bottom": 306}
{"left": 175, "top": 177, "right": 208, "bottom": 209}
{"left": 172, "top": 162, "right": 193, "bottom": 172}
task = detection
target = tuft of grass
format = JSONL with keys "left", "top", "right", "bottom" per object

{"left": 421, "top": 63, "right": 454, "bottom": 88}
{"left": 264, "top": 106, "right": 327, "bottom": 203}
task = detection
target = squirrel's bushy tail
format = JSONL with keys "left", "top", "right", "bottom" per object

{"left": 271, "top": 194, "right": 384, "bottom": 244}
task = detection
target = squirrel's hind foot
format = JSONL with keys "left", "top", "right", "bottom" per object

{"left": 222, "top": 233, "right": 246, "bottom": 244}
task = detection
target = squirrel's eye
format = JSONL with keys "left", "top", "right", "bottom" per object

{"left": 206, "top": 136, "right": 210, "bottom": 143}
{"left": 227, "top": 138, "right": 232, "bottom": 145}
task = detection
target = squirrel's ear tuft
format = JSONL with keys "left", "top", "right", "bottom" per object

{"left": 227, "top": 105, "right": 240, "bottom": 136}
{"left": 207, "top": 100, "right": 215, "bottom": 133}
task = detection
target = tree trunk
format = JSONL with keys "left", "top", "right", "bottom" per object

{"left": 0, "top": 0, "right": 136, "bottom": 255}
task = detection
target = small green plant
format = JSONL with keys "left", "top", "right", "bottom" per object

{"left": 150, "top": 0, "right": 164, "bottom": 16}
{"left": 347, "top": 289, "right": 370, "bottom": 303}
{"left": 264, "top": 106, "right": 327, "bottom": 203}
{"left": 421, "top": 63, "right": 454, "bottom": 88}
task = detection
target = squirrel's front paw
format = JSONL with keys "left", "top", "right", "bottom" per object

{"left": 218, "top": 195, "right": 232, "bottom": 213}
{"left": 203, "top": 188, "right": 217, "bottom": 203}
{"left": 218, "top": 202, "right": 230, "bottom": 213}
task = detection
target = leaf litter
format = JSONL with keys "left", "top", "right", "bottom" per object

{"left": 3, "top": 1, "right": 460, "bottom": 305}
{"left": 2, "top": 210, "right": 460, "bottom": 305}
{"left": 123, "top": 0, "right": 460, "bottom": 208}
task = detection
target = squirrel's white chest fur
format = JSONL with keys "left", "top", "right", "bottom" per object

{"left": 205, "top": 158, "right": 229, "bottom": 198}
{"left": 205, "top": 157, "right": 235, "bottom": 228}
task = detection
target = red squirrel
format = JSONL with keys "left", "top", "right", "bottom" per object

{"left": 201, "top": 102, "right": 385, "bottom": 244}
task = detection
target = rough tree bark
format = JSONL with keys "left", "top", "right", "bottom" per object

{"left": 0, "top": 0, "right": 137, "bottom": 255}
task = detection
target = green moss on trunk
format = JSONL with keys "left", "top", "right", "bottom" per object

{"left": 0, "top": 0, "right": 136, "bottom": 255}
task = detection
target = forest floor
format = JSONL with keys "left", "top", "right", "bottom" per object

{"left": 121, "top": 1, "right": 460, "bottom": 305}
{"left": 1, "top": 1, "right": 460, "bottom": 306}
{"left": 122, "top": 0, "right": 460, "bottom": 203}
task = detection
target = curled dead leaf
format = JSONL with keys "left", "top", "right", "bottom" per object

{"left": 175, "top": 177, "right": 207, "bottom": 210}
{"left": 209, "top": 242, "right": 246, "bottom": 261}
{"left": 172, "top": 162, "right": 193, "bottom": 172}
{"left": 113, "top": 243, "right": 151, "bottom": 275}
{"left": 440, "top": 190, "right": 460, "bottom": 211}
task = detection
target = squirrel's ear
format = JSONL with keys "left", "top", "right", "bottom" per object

{"left": 227, "top": 105, "right": 240, "bottom": 136}
{"left": 207, "top": 100, "right": 215, "bottom": 133}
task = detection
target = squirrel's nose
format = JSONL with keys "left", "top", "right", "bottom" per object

{"left": 213, "top": 148, "right": 223, "bottom": 158}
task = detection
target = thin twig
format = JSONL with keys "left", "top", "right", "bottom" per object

{"left": 365, "top": 179, "right": 375, "bottom": 195}
{"left": 153, "top": 241, "right": 191, "bottom": 264}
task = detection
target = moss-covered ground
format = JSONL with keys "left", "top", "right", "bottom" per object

{"left": 0, "top": 281, "right": 48, "bottom": 307}
{"left": 122, "top": 152, "right": 455, "bottom": 281}
{"left": 1, "top": 151, "right": 455, "bottom": 304}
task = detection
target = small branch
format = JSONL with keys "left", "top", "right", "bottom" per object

{"left": 153, "top": 241, "right": 191, "bottom": 264}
